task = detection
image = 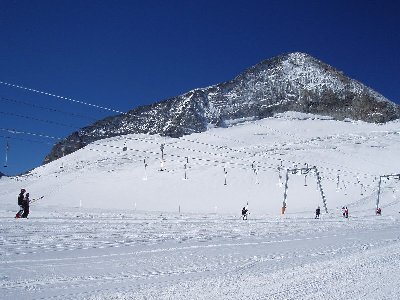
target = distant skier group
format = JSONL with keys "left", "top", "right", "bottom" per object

{"left": 16, "top": 189, "right": 30, "bottom": 218}
{"left": 238, "top": 203, "right": 385, "bottom": 220}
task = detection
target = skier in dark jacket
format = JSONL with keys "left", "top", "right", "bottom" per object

{"left": 315, "top": 206, "right": 321, "bottom": 219}
{"left": 21, "top": 193, "right": 30, "bottom": 218}
{"left": 15, "top": 189, "right": 26, "bottom": 218}
{"left": 241, "top": 206, "right": 248, "bottom": 220}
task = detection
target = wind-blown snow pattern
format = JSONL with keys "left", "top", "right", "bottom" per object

{"left": 1, "top": 113, "right": 400, "bottom": 299}
{"left": 45, "top": 52, "right": 400, "bottom": 162}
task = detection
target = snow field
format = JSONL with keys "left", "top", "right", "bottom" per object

{"left": 1, "top": 112, "right": 400, "bottom": 299}
{"left": 1, "top": 209, "right": 400, "bottom": 299}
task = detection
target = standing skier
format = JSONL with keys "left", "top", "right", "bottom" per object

{"left": 15, "top": 189, "right": 26, "bottom": 218}
{"left": 315, "top": 206, "right": 321, "bottom": 219}
{"left": 241, "top": 206, "right": 248, "bottom": 220}
{"left": 21, "top": 193, "right": 30, "bottom": 218}
{"left": 344, "top": 206, "right": 349, "bottom": 218}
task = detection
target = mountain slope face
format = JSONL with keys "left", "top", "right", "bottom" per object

{"left": 45, "top": 52, "right": 400, "bottom": 163}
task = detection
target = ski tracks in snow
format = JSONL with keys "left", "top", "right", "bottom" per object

{"left": 1, "top": 211, "right": 400, "bottom": 299}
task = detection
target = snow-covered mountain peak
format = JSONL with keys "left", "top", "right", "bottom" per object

{"left": 44, "top": 52, "right": 400, "bottom": 163}
{"left": 281, "top": 51, "right": 315, "bottom": 66}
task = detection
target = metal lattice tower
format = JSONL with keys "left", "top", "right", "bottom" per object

{"left": 282, "top": 166, "right": 328, "bottom": 214}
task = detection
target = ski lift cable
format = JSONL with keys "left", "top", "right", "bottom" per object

{"left": 9, "top": 134, "right": 383, "bottom": 193}
{"left": 129, "top": 135, "right": 288, "bottom": 172}
{"left": 181, "top": 129, "right": 377, "bottom": 180}
{"left": 291, "top": 151, "right": 373, "bottom": 180}
{"left": 90, "top": 143, "right": 273, "bottom": 173}
{"left": 0, "top": 126, "right": 384, "bottom": 189}
{"left": 91, "top": 142, "right": 379, "bottom": 188}
{"left": 0, "top": 80, "right": 124, "bottom": 114}
{"left": 0, "top": 96, "right": 98, "bottom": 121}
{"left": 106, "top": 135, "right": 379, "bottom": 187}
{"left": 87, "top": 148, "right": 192, "bottom": 175}
{"left": 66, "top": 148, "right": 185, "bottom": 175}
{"left": 0, "top": 111, "right": 80, "bottom": 129}
{"left": 0, "top": 134, "right": 55, "bottom": 145}
{"left": 12, "top": 134, "right": 375, "bottom": 190}
{"left": 94, "top": 143, "right": 226, "bottom": 166}
{"left": 0, "top": 127, "right": 61, "bottom": 140}
{"left": 115, "top": 135, "right": 271, "bottom": 169}
{"left": 0, "top": 129, "right": 227, "bottom": 170}
{"left": 110, "top": 137, "right": 277, "bottom": 171}
{"left": 211, "top": 141, "right": 371, "bottom": 182}
{"left": 226, "top": 123, "right": 378, "bottom": 179}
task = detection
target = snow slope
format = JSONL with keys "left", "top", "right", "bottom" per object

{"left": 1, "top": 112, "right": 400, "bottom": 299}
{"left": 2, "top": 111, "right": 399, "bottom": 215}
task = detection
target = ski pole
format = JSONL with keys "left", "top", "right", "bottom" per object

{"left": 30, "top": 196, "right": 44, "bottom": 204}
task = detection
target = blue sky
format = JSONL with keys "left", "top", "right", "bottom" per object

{"left": 0, "top": 0, "right": 399, "bottom": 175}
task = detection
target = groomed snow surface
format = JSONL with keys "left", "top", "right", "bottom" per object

{"left": 1, "top": 112, "right": 400, "bottom": 299}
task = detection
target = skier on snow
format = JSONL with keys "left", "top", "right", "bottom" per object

{"left": 344, "top": 206, "right": 349, "bottom": 218}
{"left": 241, "top": 206, "right": 248, "bottom": 220}
{"left": 15, "top": 189, "right": 26, "bottom": 218}
{"left": 315, "top": 206, "right": 321, "bottom": 219}
{"left": 21, "top": 193, "right": 30, "bottom": 218}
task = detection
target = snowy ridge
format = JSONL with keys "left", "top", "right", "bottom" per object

{"left": 45, "top": 52, "right": 400, "bottom": 163}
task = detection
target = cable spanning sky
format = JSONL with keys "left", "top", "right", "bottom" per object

{"left": 0, "top": 0, "right": 399, "bottom": 175}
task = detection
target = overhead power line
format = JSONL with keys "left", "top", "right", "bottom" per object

{"left": 0, "top": 80, "right": 124, "bottom": 114}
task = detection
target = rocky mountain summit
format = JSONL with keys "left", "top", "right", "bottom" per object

{"left": 44, "top": 52, "right": 400, "bottom": 163}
